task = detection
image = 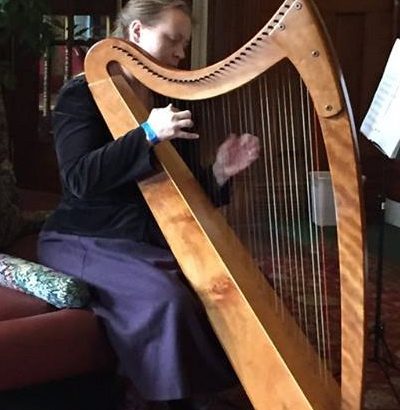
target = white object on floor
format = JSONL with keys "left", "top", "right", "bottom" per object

{"left": 385, "top": 198, "right": 400, "bottom": 228}
{"left": 309, "top": 171, "right": 337, "bottom": 227}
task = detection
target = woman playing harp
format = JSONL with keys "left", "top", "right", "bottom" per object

{"left": 38, "top": 0, "right": 259, "bottom": 409}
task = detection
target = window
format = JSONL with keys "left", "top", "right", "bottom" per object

{"left": 38, "top": 12, "right": 113, "bottom": 141}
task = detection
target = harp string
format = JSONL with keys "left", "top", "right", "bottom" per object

{"left": 262, "top": 74, "right": 282, "bottom": 310}
{"left": 221, "top": 92, "right": 240, "bottom": 237}
{"left": 286, "top": 65, "right": 304, "bottom": 326}
{"left": 303, "top": 79, "right": 324, "bottom": 362}
{"left": 252, "top": 83, "right": 267, "bottom": 285}
{"left": 152, "top": 61, "right": 339, "bottom": 374}
{"left": 282, "top": 65, "right": 297, "bottom": 314}
{"left": 312, "top": 108, "right": 334, "bottom": 372}
{"left": 242, "top": 85, "right": 258, "bottom": 256}
{"left": 301, "top": 77, "right": 333, "bottom": 372}
{"left": 275, "top": 67, "right": 289, "bottom": 306}
{"left": 235, "top": 88, "right": 251, "bottom": 248}
{"left": 294, "top": 74, "right": 310, "bottom": 337}
{"left": 311, "top": 105, "right": 330, "bottom": 370}
{"left": 296, "top": 80, "right": 312, "bottom": 339}
{"left": 260, "top": 74, "right": 281, "bottom": 311}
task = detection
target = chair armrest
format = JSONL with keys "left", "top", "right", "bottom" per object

{"left": 0, "top": 309, "right": 115, "bottom": 391}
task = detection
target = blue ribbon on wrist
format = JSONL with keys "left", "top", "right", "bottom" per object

{"left": 141, "top": 121, "right": 160, "bottom": 145}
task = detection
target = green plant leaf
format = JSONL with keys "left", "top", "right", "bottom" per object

{"left": 0, "top": 0, "right": 55, "bottom": 87}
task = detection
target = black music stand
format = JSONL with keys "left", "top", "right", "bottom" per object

{"left": 370, "top": 148, "right": 400, "bottom": 404}
{"left": 365, "top": 1, "right": 400, "bottom": 402}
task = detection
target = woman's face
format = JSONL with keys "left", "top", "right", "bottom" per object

{"left": 129, "top": 7, "right": 192, "bottom": 67}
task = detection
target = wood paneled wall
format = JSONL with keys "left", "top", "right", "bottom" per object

{"left": 208, "top": 0, "right": 395, "bottom": 126}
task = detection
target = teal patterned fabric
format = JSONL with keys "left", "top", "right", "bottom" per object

{"left": 0, "top": 253, "right": 90, "bottom": 308}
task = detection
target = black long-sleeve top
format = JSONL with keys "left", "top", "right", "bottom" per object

{"left": 43, "top": 75, "right": 229, "bottom": 246}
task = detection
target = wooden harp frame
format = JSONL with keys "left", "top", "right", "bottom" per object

{"left": 84, "top": 0, "right": 366, "bottom": 409}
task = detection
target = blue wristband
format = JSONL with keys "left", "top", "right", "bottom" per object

{"left": 141, "top": 121, "right": 160, "bottom": 145}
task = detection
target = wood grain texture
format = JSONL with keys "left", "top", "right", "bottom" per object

{"left": 84, "top": 1, "right": 366, "bottom": 408}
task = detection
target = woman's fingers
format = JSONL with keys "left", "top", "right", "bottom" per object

{"left": 176, "top": 118, "right": 194, "bottom": 129}
{"left": 172, "top": 109, "right": 192, "bottom": 120}
{"left": 178, "top": 131, "right": 199, "bottom": 139}
{"left": 239, "top": 134, "right": 260, "bottom": 157}
{"left": 146, "top": 105, "right": 198, "bottom": 142}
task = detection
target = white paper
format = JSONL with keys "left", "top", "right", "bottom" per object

{"left": 361, "top": 38, "right": 400, "bottom": 158}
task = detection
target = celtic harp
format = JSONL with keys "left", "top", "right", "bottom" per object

{"left": 84, "top": 0, "right": 366, "bottom": 409}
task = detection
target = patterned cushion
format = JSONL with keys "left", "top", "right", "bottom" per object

{"left": 0, "top": 253, "right": 90, "bottom": 308}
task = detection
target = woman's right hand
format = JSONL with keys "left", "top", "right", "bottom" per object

{"left": 146, "top": 104, "right": 199, "bottom": 142}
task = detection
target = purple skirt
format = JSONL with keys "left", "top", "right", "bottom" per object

{"left": 37, "top": 231, "right": 237, "bottom": 401}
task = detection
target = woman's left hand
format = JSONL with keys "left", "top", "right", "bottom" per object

{"left": 212, "top": 133, "right": 260, "bottom": 186}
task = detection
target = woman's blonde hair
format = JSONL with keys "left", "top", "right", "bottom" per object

{"left": 112, "top": 0, "right": 191, "bottom": 38}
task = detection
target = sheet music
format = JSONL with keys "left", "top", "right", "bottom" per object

{"left": 361, "top": 38, "right": 400, "bottom": 158}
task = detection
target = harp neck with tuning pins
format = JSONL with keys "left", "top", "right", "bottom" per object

{"left": 84, "top": 0, "right": 366, "bottom": 409}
